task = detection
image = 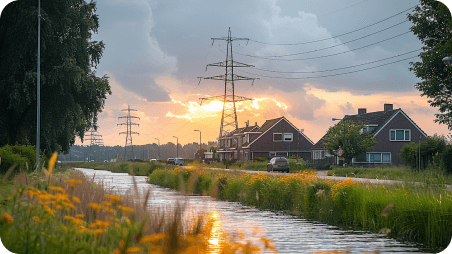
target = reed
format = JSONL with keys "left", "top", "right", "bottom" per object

{"left": 148, "top": 167, "right": 452, "bottom": 251}
{"left": 1, "top": 159, "right": 276, "bottom": 253}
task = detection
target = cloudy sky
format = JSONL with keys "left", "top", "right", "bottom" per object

{"left": 2, "top": 0, "right": 452, "bottom": 146}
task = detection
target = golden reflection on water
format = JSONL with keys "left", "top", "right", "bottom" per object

{"left": 207, "top": 210, "right": 223, "bottom": 254}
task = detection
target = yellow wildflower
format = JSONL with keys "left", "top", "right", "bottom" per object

{"left": 1, "top": 212, "right": 14, "bottom": 224}
{"left": 101, "top": 201, "right": 112, "bottom": 206}
{"left": 105, "top": 195, "right": 123, "bottom": 203}
{"left": 117, "top": 205, "right": 134, "bottom": 213}
{"left": 140, "top": 233, "right": 167, "bottom": 245}
{"left": 72, "top": 196, "right": 80, "bottom": 203}
{"left": 125, "top": 246, "right": 144, "bottom": 254}
{"left": 89, "top": 203, "right": 102, "bottom": 213}
{"left": 76, "top": 214, "right": 84, "bottom": 218}
{"left": 93, "top": 228, "right": 104, "bottom": 238}
{"left": 48, "top": 186, "right": 66, "bottom": 193}
{"left": 64, "top": 179, "right": 82, "bottom": 184}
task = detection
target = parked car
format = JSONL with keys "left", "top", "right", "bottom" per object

{"left": 167, "top": 158, "right": 175, "bottom": 165}
{"left": 267, "top": 157, "right": 290, "bottom": 173}
{"left": 150, "top": 159, "right": 157, "bottom": 162}
{"left": 175, "top": 158, "right": 184, "bottom": 166}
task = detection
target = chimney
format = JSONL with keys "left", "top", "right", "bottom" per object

{"left": 358, "top": 108, "right": 367, "bottom": 115}
{"left": 255, "top": 122, "right": 258, "bottom": 126}
{"left": 384, "top": 104, "right": 393, "bottom": 112}
{"left": 245, "top": 120, "right": 249, "bottom": 127}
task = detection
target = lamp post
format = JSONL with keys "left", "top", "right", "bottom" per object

{"left": 194, "top": 130, "right": 201, "bottom": 159}
{"left": 173, "top": 136, "right": 178, "bottom": 158}
{"left": 155, "top": 138, "right": 160, "bottom": 160}
{"left": 332, "top": 118, "right": 345, "bottom": 166}
{"left": 35, "top": 0, "right": 41, "bottom": 170}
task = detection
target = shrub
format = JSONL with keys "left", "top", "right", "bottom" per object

{"left": 441, "top": 145, "right": 452, "bottom": 174}
{"left": 0, "top": 145, "right": 29, "bottom": 175}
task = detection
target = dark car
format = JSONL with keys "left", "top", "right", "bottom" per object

{"left": 167, "top": 158, "right": 175, "bottom": 165}
{"left": 174, "top": 158, "right": 184, "bottom": 166}
{"left": 267, "top": 157, "right": 290, "bottom": 173}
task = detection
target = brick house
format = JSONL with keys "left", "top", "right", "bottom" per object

{"left": 217, "top": 116, "right": 314, "bottom": 161}
{"left": 311, "top": 104, "right": 428, "bottom": 166}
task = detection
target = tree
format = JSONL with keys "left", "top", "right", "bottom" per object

{"left": 408, "top": 0, "right": 452, "bottom": 130}
{"left": 400, "top": 134, "right": 447, "bottom": 170}
{"left": 323, "top": 120, "right": 376, "bottom": 164}
{"left": 0, "top": 0, "right": 110, "bottom": 155}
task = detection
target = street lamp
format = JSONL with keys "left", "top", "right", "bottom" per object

{"left": 154, "top": 138, "right": 160, "bottom": 160}
{"left": 173, "top": 136, "right": 178, "bottom": 158}
{"left": 194, "top": 130, "right": 201, "bottom": 159}
{"left": 332, "top": 118, "right": 346, "bottom": 166}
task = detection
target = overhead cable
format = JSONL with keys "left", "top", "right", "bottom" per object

{"left": 248, "top": 5, "right": 416, "bottom": 46}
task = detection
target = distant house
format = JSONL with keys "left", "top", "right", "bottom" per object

{"left": 217, "top": 116, "right": 314, "bottom": 161}
{"left": 311, "top": 104, "right": 428, "bottom": 166}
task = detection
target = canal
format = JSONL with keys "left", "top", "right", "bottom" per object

{"left": 75, "top": 168, "right": 432, "bottom": 253}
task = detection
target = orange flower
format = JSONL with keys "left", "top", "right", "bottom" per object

{"left": 89, "top": 203, "right": 102, "bottom": 213}
{"left": 125, "top": 246, "right": 144, "bottom": 254}
{"left": 1, "top": 212, "right": 14, "bottom": 224}
{"left": 117, "top": 205, "right": 134, "bottom": 213}
{"left": 48, "top": 186, "right": 66, "bottom": 193}
{"left": 64, "top": 179, "right": 82, "bottom": 184}
{"left": 105, "top": 195, "right": 123, "bottom": 203}
{"left": 72, "top": 196, "right": 80, "bottom": 203}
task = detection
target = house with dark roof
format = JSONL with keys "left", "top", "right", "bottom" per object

{"left": 311, "top": 104, "right": 428, "bottom": 166}
{"left": 217, "top": 116, "right": 314, "bottom": 161}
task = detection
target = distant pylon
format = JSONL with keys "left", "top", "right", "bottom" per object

{"left": 118, "top": 105, "right": 140, "bottom": 161}
{"left": 198, "top": 27, "right": 258, "bottom": 137}
{"left": 85, "top": 125, "right": 103, "bottom": 162}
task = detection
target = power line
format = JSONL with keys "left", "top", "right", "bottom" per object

{"left": 118, "top": 105, "right": 140, "bottom": 161}
{"left": 233, "top": 31, "right": 411, "bottom": 61}
{"left": 236, "top": 56, "right": 417, "bottom": 80}
{"left": 248, "top": 20, "right": 409, "bottom": 58}
{"left": 247, "top": 5, "right": 415, "bottom": 46}
{"left": 252, "top": 49, "right": 421, "bottom": 74}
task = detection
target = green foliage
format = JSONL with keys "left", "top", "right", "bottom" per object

{"left": 0, "top": 145, "right": 33, "bottom": 175}
{"left": 0, "top": 0, "right": 111, "bottom": 154}
{"left": 323, "top": 120, "right": 377, "bottom": 164}
{"left": 441, "top": 145, "right": 452, "bottom": 174}
{"left": 400, "top": 135, "right": 447, "bottom": 170}
{"left": 408, "top": 0, "right": 452, "bottom": 130}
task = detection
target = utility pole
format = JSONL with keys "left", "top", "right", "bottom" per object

{"left": 198, "top": 28, "right": 258, "bottom": 137}
{"left": 118, "top": 105, "right": 140, "bottom": 161}
{"left": 35, "top": 0, "right": 41, "bottom": 170}
{"left": 155, "top": 138, "right": 160, "bottom": 160}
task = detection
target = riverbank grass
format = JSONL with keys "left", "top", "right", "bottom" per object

{"left": 148, "top": 167, "right": 452, "bottom": 251}
{"left": 1, "top": 155, "right": 277, "bottom": 253}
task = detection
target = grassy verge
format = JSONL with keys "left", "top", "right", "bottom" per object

{"left": 190, "top": 158, "right": 312, "bottom": 173}
{"left": 327, "top": 166, "right": 452, "bottom": 186}
{"left": 1, "top": 157, "right": 276, "bottom": 253}
{"left": 148, "top": 167, "right": 452, "bottom": 251}
{"left": 63, "top": 161, "right": 174, "bottom": 176}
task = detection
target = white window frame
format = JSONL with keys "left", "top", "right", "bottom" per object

{"left": 353, "top": 152, "right": 391, "bottom": 163}
{"left": 389, "top": 129, "right": 411, "bottom": 141}
{"left": 283, "top": 133, "right": 293, "bottom": 142}
{"left": 273, "top": 133, "right": 282, "bottom": 142}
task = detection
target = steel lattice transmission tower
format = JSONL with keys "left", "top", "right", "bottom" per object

{"left": 118, "top": 105, "right": 140, "bottom": 161}
{"left": 198, "top": 27, "right": 258, "bottom": 137}
{"left": 85, "top": 125, "right": 103, "bottom": 162}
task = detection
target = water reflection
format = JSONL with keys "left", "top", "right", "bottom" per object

{"left": 74, "top": 168, "right": 431, "bottom": 254}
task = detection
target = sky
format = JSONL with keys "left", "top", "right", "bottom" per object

{"left": 1, "top": 0, "right": 452, "bottom": 147}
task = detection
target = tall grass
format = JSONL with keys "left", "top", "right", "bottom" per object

{"left": 328, "top": 166, "right": 452, "bottom": 186}
{"left": 148, "top": 167, "right": 452, "bottom": 251}
{"left": 1, "top": 156, "right": 277, "bottom": 253}
{"left": 64, "top": 161, "right": 173, "bottom": 176}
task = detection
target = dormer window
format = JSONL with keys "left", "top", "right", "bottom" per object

{"left": 390, "top": 129, "right": 410, "bottom": 141}
{"left": 273, "top": 133, "right": 282, "bottom": 142}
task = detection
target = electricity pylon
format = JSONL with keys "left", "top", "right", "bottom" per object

{"left": 85, "top": 125, "right": 103, "bottom": 162}
{"left": 118, "top": 105, "right": 140, "bottom": 161}
{"left": 198, "top": 27, "right": 258, "bottom": 137}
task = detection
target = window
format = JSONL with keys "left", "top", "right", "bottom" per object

{"left": 390, "top": 129, "right": 410, "bottom": 141}
{"left": 283, "top": 133, "right": 293, "bottom": 142}
{"left": 353, "top": 152, "right": 391, "bottom": 163}
{"left": 273, "top": 133, "right": 282, "bottom": 142}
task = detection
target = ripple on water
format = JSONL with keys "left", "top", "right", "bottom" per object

{"left": 75, "top": 168, "right": 431, "bottom": 254}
